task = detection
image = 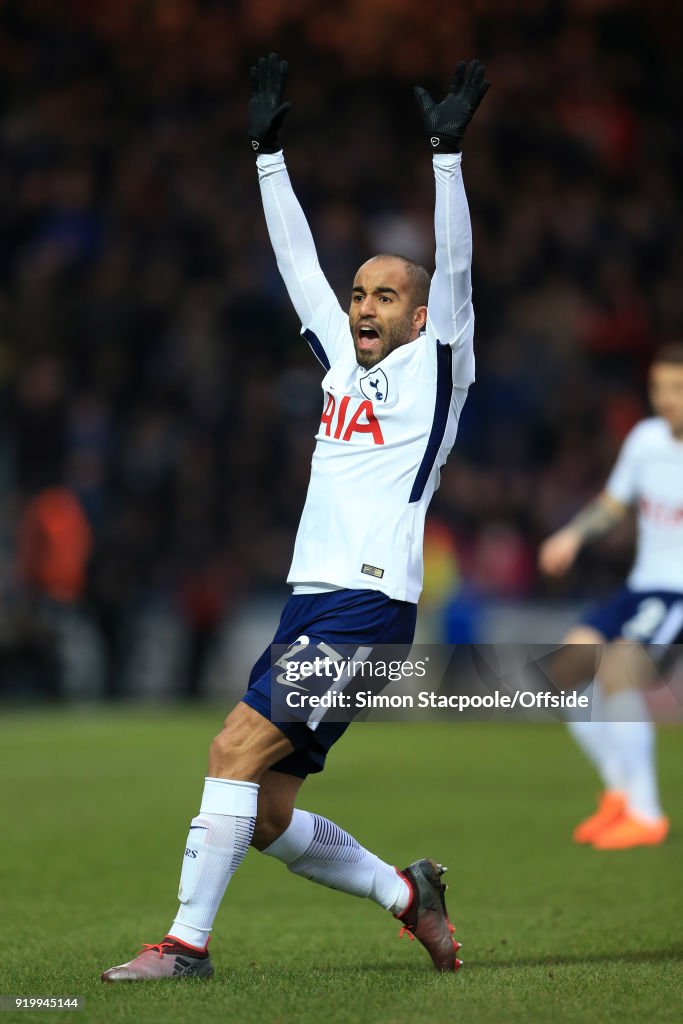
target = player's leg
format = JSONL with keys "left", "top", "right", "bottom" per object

{"left": 167, "top": 703, "right": 295, "bottom": 943}
{"left": 561, "top": 627, "right": 623, "bottom": 805}
{"left": 255, "top": 761, "right": 461, "bottom": 971}
{"left": 591, "top": 640, "right": 668, "bottom": 849}
{"left": 562, "top": 610, "right": 669, "bottom": 848}
{"left": 578, "top": 589, "right": 680, "bottom": 848}
{"left": 558, "top": 625, "right": 629, "bottom": 842}
{"left": 251, "top": 767, "right": 304, "bottom": 848}
{"left": 101, "top": 704, "right": 295, "bottom": 982}
{"left": 255, "top": 769, "right": 410, "bottom": 912}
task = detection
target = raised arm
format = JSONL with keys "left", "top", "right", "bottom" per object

{"left": 413, "top": 61, "right": 489, "bottom": 353}
{"left": 427, "top": 152, "right": 473, "bottom": 350}
{"left": 256, "top": 152, "right": 337, "bottom": 329}
{"left": 248, "top": 53, "right": 341, "bottom": 332}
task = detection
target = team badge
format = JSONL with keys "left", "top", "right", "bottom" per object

{"left": 360, "top": 368, "right": 389, "bottom": 403}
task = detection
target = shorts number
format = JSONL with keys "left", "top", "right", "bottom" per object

{"left": 621, "top": 598, "right": 668, "bottom": 642}
{"left": 273, "top": 635, "right": 345, "bottom": 687}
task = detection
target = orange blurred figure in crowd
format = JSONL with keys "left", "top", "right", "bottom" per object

{"left": 18, "top": 488, "right": 92, "bottom": 604}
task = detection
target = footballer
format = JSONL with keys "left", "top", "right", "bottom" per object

{"left": 102, "top": 53, "right": 489, "bottom": 981}
{"left": 539, "top": 345, "right": 683, "bottom": 848}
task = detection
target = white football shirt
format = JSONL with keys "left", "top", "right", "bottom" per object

{"left": 258, "top": 151, "right": 475, "bottom": 603}
{"left": 606, "top": 417, "right": 683, "bottom": 591}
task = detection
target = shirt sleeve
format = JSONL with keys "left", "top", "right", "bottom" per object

{"left": 257, "top": 151, "right": 350, "bottom": 368}
{"left": 425, "top": 152, "right": 475, "bottom": 389}
{"left": 605, "top": 426, "right": 642, "bottom": 505}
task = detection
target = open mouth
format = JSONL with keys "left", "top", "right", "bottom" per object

{"left": 357, "top": 325, "right": 380, "bottom": 346}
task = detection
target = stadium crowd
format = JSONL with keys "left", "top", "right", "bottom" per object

{"left": 1, "top": 0, "right": 681, "bottom": 691}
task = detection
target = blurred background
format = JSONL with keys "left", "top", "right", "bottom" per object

{"left": 0, "top": 0, "right": 681, "bottom": 702}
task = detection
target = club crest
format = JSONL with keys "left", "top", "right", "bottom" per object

{"left": 360, "top": 368, "right": 389, "bottom": 403}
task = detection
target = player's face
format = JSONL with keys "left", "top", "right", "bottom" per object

{"left": 649, "top": 362, "right": 683, "bottom": 437}
{"left": 349, "top": 258, "right": 427, "bottom": 369}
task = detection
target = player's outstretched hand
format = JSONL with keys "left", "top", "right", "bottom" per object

{"left": 248, "top": 52, "right": 292, "bottom": 155}
{"left": 538, "top": 528, "right": 581, "bottom": 577}
{"left": 414, "top": 59, "right": 490, "bottom": 153}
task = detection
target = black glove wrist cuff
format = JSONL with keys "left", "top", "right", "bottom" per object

{"left": 429, "top": 134, "right": 462, "bottom": 154}
{"left": 250, "top": 139, "right": 282, "bottom": 155}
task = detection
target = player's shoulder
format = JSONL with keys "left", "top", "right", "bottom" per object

{"left": 623, "top": 417, "right": 670, "bottom": 449}
{"left": 396, "top": 334, "right": 448, "bottom": 384}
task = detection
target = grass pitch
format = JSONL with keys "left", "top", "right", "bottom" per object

{"left": 1, "top": 708, "right": 681, "bottom": 1024}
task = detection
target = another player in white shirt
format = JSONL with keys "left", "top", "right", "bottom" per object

{"left": 102, "top": 54, "right": 489, "bottom": 981}
{"left": 539, "top": 345, "right": 683, "bottom": 849}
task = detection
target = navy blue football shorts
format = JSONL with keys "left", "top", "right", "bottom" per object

{"left": 241, "top": 588, "right": 417, "bottom": 778}
{"left": 581, "top": 587, "right": 683, "bottom": 643}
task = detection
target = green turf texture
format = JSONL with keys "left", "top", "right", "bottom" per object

{"left": 1, "top": 708, "right": 681, "bottom": 1024}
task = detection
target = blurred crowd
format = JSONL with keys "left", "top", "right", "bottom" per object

{"left": 1, "top": 0, "right": 682, "bottom": 691}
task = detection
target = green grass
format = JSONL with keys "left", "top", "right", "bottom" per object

{"left": 1, "top": 708, "right": 681, "bottom": 1024}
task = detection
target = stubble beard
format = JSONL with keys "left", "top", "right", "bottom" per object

{"left": 352, "top": 310, "right": 415, "bottom": 370}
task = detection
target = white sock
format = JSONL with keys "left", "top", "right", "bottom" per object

{"left": 263, "top": 809, "right": 410, "bottom": 915}
{"left": 169, "top": 777, "right": 259, "bottom": 948}
{"left": 602, "top": 690, "right": 663, "bottom": 822}
{"left": 566, "top": 681, "right": 623, "bottom": 791}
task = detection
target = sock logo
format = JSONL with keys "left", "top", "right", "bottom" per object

{"left": 184, "top": 848, "right": 198, "bottom": 858}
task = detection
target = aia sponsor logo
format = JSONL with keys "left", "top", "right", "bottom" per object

{"left": 640, "top": 497, "right": 683, "bottom": 525}
{"left": 319, "top": 395, "right": 384, "bottom": 445}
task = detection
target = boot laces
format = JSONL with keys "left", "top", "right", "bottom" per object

{"left": 139, "top": 941, "right": 176, "bottom": 958}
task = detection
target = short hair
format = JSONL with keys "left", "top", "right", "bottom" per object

{"left": 372, "top": 253, "right": 431, "bottom": 308}
{"left": 652, "top": 342, "right": 683, "bottom": 367}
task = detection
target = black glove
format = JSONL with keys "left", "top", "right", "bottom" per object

{"left": 414, "top": 59, "right": 490, "bottom": 154}
{"left": 248, "top": 52, "right": 292, "bottom": 155}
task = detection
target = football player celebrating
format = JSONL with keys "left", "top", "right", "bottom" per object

{"left": 539, "top": 345, "right": 683, "bottom": 849}
{"left": 102, "top": 54, "right": 489, "bottom": 980}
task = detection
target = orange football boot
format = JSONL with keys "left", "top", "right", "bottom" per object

{"left": 572, "top": 791, "right": 625, "bottom": 844}
{"left": 593, "top": 814, "right": 669, "bottom": 850}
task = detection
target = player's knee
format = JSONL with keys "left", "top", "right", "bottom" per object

{"left": 208, "top": 728, "right": 261, "bottom": 781}
{"left": 208, "top": 703, "right": 296, "bottom": 781}
{"left": 563, "top": 626, "right": 605, "bottom": 646}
